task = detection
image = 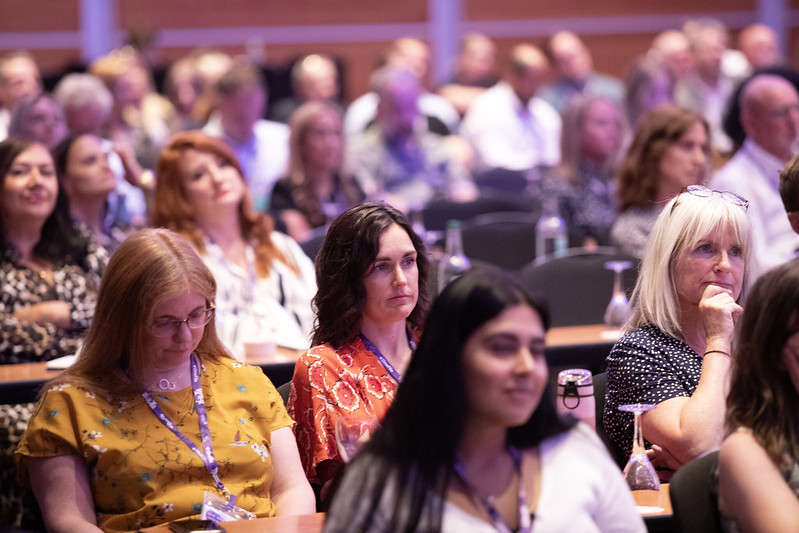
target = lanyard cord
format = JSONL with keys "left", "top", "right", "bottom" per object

{"left": 453, "top": 444, "right": 533, "bottom": 533}
{"left": 359, "top": 329, "right": 417, "bottom": 383}
{"left": 141, "top": 354, "right": 236, "bottom": 505}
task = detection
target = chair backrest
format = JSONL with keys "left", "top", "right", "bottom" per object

{"left": 473, "top": 167, "right": 531, "bottom": 194}
{"left": 421, "top": 192, "right": 532, "bottom": 232}
{"left": 299, "top": 225, "right": 329, "bottom": 262}
{"left": 592, "top": 371, "right": 628, "bottom": 469}
{"left": 460, "top": 211, "right": 540, "bottom": 271}
{"left": 521, "top": 248, "right": 640, "bottom": 327}
{"left": 276, "top": 381, "right": 292, "bottom": 407}
{"left": 670, "top": 450, "right": 724, "bottom": 533}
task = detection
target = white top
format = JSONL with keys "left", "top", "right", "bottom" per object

{"left": 343, "top": 90, "right": 461, "bottom": 138}
{"left": 203, "top": 115, "right": 290, "bottom": 212}
{"left": 200, "top": 231, "right": 316, "bottom": 358}
{"left": 460, "top": 81, "right": 562, "bottom": 172}
{"left": 442, "top": 425, "right": 646, "bottom": 533}
{"left": 711, "top": 139, "right": 799, "bottom": 269}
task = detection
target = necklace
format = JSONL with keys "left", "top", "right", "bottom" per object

{"left": 158, "top": 378, "right": 177, "bottom": 391}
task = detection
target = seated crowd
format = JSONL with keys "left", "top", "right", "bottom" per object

{"left": 1, "top": 17, "right": 799, "bottom": 532}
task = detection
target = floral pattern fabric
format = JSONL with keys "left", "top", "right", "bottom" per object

{"left": 15, "top": 356, "right": 293, "bottom": 533}
{"left": 288, "top": 338, "right": 399, "bottom": 484}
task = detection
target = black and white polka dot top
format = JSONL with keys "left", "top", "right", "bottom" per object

{"left": 603, "top": 323, "right": 702, "bottom": 456}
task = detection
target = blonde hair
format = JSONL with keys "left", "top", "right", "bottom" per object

{"left": 626, "top": 191, "right": 756, "bottom": 337}
{"left": 52, "top": 228, "right": 232, "bottom": 398}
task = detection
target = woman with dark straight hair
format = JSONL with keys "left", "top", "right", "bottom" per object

{"left": 323, "top": 266, "right": 644, "bottom": 532}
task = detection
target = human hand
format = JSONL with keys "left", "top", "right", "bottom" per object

{"left": 646, "top": 444, "right": 682, "bottom": 481}
{"left": 13, "top": 301, "right": 72, "bottom": 329}
{"left": 699, "top": 283, "right": 742, "bottom": 347}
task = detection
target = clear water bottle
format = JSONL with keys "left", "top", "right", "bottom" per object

{"left": 438, "top": 220, "right": 470, "bottom": 293}
{"left": 535, "top": 197, "right": 568, "bottom": 259}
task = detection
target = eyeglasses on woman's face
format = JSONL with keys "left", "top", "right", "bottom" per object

{"left": 150, "top": 307, "right": 215, "bottom": 338}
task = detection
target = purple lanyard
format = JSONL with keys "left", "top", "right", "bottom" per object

{"left": 141, "top": 353, "right": 236, "bottom": 505}
{"left": 453, "top": 444, "right": 533, "bottom": 533}
{"left": 359, "top": 329, "right": 417, "bottom": 383}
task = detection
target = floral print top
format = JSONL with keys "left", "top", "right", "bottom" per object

{"left": 288, "top": 337, "right": 399, "bottom": 484}
{"left": 15, "top": 356, "right": 292, "bottom": 533}
{"left": 0, "top": 234, "right": 107, "bottom": 364}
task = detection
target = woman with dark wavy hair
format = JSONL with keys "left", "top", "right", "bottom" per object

{"left": 288, "top": 201, "right": 431, "bottom": 494}
{"left": 153, "top": 130, "right": 316, "bottom": 359}
{"left": 323, "top": 266, "right": 644, "bottom": 532}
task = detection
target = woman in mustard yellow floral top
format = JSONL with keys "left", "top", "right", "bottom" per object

{"left": 15, "top": 228, "right": 315, "bottom": 532}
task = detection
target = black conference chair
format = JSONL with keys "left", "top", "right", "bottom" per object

{"left": 670, "top": 451, "right": 724, "bottom": 533}
{"left": 460, "top": 211, "right": 540, "bottom": 271}
{"left": 592, "top": 371, "right": 628, "bottom": 469}
{"left": 521, "top": 247, "right": 640, "bottom": 327}
{"left": 299, "top": 225, "right": 329, "bottom": 262}
{"left": 473, "top": 167, "right": 531, "bottom": 194}
{"left": 276, "top": 381, "right": 292, "bottom": 407}
{"left": 421, "top": 191, "right": 532, "bottom": 233}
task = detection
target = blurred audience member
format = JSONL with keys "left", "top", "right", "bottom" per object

{"left": 154, "top": 131, "right": 315, "bottom": 359}
{"left": 14, "top": 228, "right": 314, "bottom": 532}
{"left": 605, "top": 186, "right": 753, "bottom": 475}
{"left": 650, "top": 30, "right": 694, "bottom": 83}
{"left": 8, "top": 92, "right": 67, "bottom": 150}
{"left": 780, "top": 154, "right": 799, "bottom": 238}
{"left": 541, "top": 95, "right": 625, "bottom": 247}
{"left": 0, "top": 50, "right": 42, "bottom": 141}
{"left": 346, "top": 68, "right": 476, "bottom": 212}
{"left": 91, "top": 46, "right": 177, "bottom": 169}
{"left": 712, "top": 74, "right": 799, "bottom": 268}
{"left": 344, "top": 37, "right": 460, "bottom": 137}
{"left": 324, "top": 266, "right": 645, "bottom": 532}
{"left": 54, "top": 72, "right": 149, "bottom": 228}
{"left": 717, "top": 259, "right": 799, "bottom": 531}
{"left": 675, "top": 18, "right": 735, "bottom": 153}
{"left": 612, "top": 106, "right": 711, "bottom": 258}
{"left": 269, "top": 54, "right": 343, "bottom": 124}
{"left": 270, "top": 101, "right": 363, "bottom": 242}
{"left": 624, "top": 55, "right": 674, "bottom": 128}
{"left": 437, "top": 33, "right": 498, "bottom": 115}
{"left": 737, "top": 23, "right": 782, "bottom": 71}
{"left": 190, "top": 49, "right": 234, "bottom": 125}
{"left": 289, "top": 202, "right": 431, "bottom": 494}
{"left": 539, "top": 31, "right": 625, "bottom": 115}
{"left": 53, "top": 135, "right": 128, "bottom": 251}
{"left": 203, "top": 58, "right": 290, "bottom": 212}
{"left": 163, "top": 55, "right": 206, "bottom": 131}
{"left": 461, "top": 43, "right": 561, "bottom": 172}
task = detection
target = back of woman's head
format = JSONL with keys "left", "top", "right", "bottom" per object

{"left": 617, "top": 105, "right": 709, "bottom": 212}
{"left": 629, "top": 188, "right": 755, "bottom": 337}
{"left": 287, "top": 100, "right": 344, "bottom": 178}
{"left": 311, "top": 201, "right": 431, "bottom": 348}
{"left": 727, "top": 259, "right": 799, "bottom": 460}
{"left": 69, "top": 228, "right": 228, "bottom": 395}
{"left": 623, "top": 55, "right": 674, "bottom": 128}
{"left": 559, "top": 95, "right": 623, "bottom": 180}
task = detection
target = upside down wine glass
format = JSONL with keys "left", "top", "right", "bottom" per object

{"left": 618, "top": 403, "right": 660, "bottom": 492}
{"left": 604, "top": 260, "right": 632, "bottom": 327}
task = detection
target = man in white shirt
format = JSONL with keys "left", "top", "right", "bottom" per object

{"left": 460, "top": 43, "right": 561, "bottom": 172}
{"left": 711, "top": 74, "right": 799, "bottom": 268}
{"left": 203, "top": 59, "right": 289, "bottom": 212}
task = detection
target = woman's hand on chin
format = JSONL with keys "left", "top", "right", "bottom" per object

{"left": 699, "top": 284, "right": 742, "bottom": 347}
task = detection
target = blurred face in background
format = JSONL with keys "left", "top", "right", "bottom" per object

{"left": 62, "top": 135, "right": 116, "bottom": 201}
{"left": 302, "top": 108, "right": 344, "bottom": 172}
{"left": 22, "top": 97, "right": 67, "bottom": 150}
{"left": 581, "top": 99, "right": 623, "bottom": 164}
{"left": 658, "top": 121, "right": 710, "bottom": 194}
{"left": 218, "top": 84, "right": 265, "bottom": 143}
{"left": 0, "top": 56, "right": 41, "bottom": 110}
{"left": 378, "top": 79, "right": 420, "bottom": 140}
{"left": 1, "top": 143, "right": 57, "bottom": 230}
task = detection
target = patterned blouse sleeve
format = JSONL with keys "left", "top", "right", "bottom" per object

{"left": 68, "top": 237, "right": 108, "bottom": 331}
{"left": 0, "top": 297, "right": 77, "bottom": 363}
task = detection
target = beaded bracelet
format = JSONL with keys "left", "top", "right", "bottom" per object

{"left": 704, "top": 349, "right": 731, "bottom": 358}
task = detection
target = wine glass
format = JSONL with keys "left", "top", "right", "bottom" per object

{"left": 618, "top": 403, "right": 660, "bottom": 493}
{"left": 335, "top": 416, "right": 377, "bottom": 462}
{"left": 604, "top": 260, "right": 632, "bottom": 327}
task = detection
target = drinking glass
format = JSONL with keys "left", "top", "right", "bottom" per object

{"left": 618, "top": 403, "right": 660, "bottom": 492}
{"left": 604, "top": 260, "right": 632, "bottom": 327}
{"left": 335, "top": 416, "right": 377, "bottom": 462}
